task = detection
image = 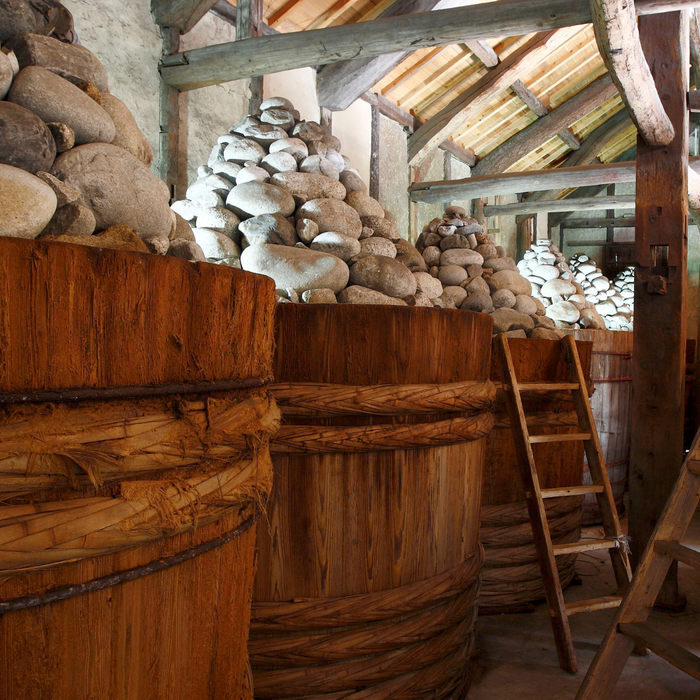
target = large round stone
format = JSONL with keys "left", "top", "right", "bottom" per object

{"left": 0, "top": 163, "right": 57, "bottom": 238}
{"left": 296, "top": 198, "right": 362, "bottom": 239}
{"left": 270, "top": 171, "right": 346, "bottom": 204}
{"left": 360, "top": 237, "right": 396, "bottom": 258}
{"left": 261, "top": 151, "right": 297, "bottom": 175}
{"left": 101, "top": 94, "right": 153, "bottom": 166}
{"left": 310, "top": 231, "right": 361, "bottom": 261}
{"left": 0, "top": 51, "right": 13, "bottom": 100}
{"left": 239, "top": 213, "right": 296, "bottom": 246}
{"left": 540, "top": 278, "right": 577, "bottom": 298}
{"left": 269, "top": 137, "right": 308, "bottom": 161}
{"left": 9, "top": 66, "right": 115, "bottom": 146}
{"left": 344, "top": 190, "right": 384, "bottom": 218}
{"left": 546, "top": 301, "right": 581, "bottom": 323}
{"left": 226, "top": 181, "right": 295, "bottom": 219}
{"left": 439, "top": 248, "right": 484, "bottom": 268}
{"left": 413, "top": 271, "right": 443, "bottom": 299}
{"left": 339, "top": 168, "right": 366, "bottom": 194}
{"left": 51, "top": 143, "right": 171, "bottom": 239}
{"left": 349, "top": 254, "right": 417, "bottom": 299}
{"left": 338, "top": 285, "right": 407, "bottom": 306}
{"left": 489, "top": 269, "right": 532, "bottom": 296}
{"left": 241, "top": 243, "right": 350, "bottom": 294}
{"left": 0, "top": 0, "right": 36, "bottom": 44}
{"left": 394, "top": 238, "right": 428, "bottom": 272}
{"left": 491, "top": 308, "right": 535, "bottom": 334}
{"left": 438, "top": 264, "right": 468, "bottom": 286}
{"left": 223, "top": 136, "right": 266, "bottom": 164}
{"left": 0, "top": 101, "right": 55, "bottom": 173}
{"left": 192, "top": 227, "right": 240, "bottom": 260}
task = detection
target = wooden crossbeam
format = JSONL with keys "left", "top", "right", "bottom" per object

{"left": 160, "top": 0, "right": 699, "bottom": 91}
{"left": 473, "top": 73, "right": 617, "bottom": 176}
{"left": 209, "top": 1, "right": 278, "bottom": 35}
{"left": 590, "top": 0, "right": 675, "bottom": 147}
{"left": 466, "top": 39, "right": 499, "bottom": 67}
{"left": 563, "top": 217, "right": 635, "bottom": 229}
{"left": 483, "top": 194, "right": 635, "bottom": 217}
{"left": 152, "top": 0, "right": 219, "bottom": 32}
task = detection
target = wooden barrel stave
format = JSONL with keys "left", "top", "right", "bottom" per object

{"left": 0, "top": 238, "right": 277, "bottom": 699}
{"left": 253, "top": 305, "right": 493, "bottom": 699}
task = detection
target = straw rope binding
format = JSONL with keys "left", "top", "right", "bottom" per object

{"left": 249, "top": 547, "right": 483, "bottom": 699}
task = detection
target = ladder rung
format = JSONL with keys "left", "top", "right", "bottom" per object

{"left": 517, "top": 382, "right": 581, "bottom": 392}
{"left": 539, "top": 485, "right": 605, "bottom": 499}
{"left": 529, "top": 433, "right": 592, "bottom": 444}
{"left": 655, "top": 541, "right": 700, "bottom": 570}
{"left": 619, "top": 623, "right": 700, "bottom": 681}
{"left": 565, "top": 596, "right": 622, "bottom": 616}
{"left": 552, "top": 540, "right": 617, "bottom": 556}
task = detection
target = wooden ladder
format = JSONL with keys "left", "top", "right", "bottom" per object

{"left": 495, "top": 333, "right": 634, "bottom": 674}
{"left": 575, "top": 427, "right": 700, "bottom": 698}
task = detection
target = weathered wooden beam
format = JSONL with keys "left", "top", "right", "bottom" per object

{"left": 158, "top": 27, "right": 180, "bottom": 202}
{"left": 465, "top": 39, "right": 499, "bottom": 67}
{"left": 362, "top": 91, "right": 477, "bottom": 165}
{"left": 316, "top": 0, "right": 441, "bottom": 111}
{"left": 408, "top": 29, "right": 578, "bottom": 166}
{"left": 563, "top": 216, "right": 635, "bottom": 228}
{"left": 237, "top": 0, "right": 263, "bottom": 113}
{"left": 370, "top": 102, "right": 380, "bottom": 199}
{"left": 691, "top": 10, "right": 700, "bottom": 88}
{"left": 629, "top": 10, "right": 688, "bottom": 608}
{"left": 152, "top": 0, "right": 219, "bottom": 32}
{"left": 566, "top": 237, "right": 635, "bottom": 243}
{"left": 558, "top": 127, "right": 582, "bottom": 149}
{"left": 160, "top": 0, "right": 699, "bottom": 92}
{"left": 483, "top": 194, "right": 635, "bottom": 217}
{"left": 590, "top": 0, "right": 675, "bottom": 146}
{"left": 472, "top": 73, "right": 618, "bottom": 176}
{"left": 411, "top": 153, "right": 700, "bottom": 202}
{"left": 209, "top": 0, "right": 279, "bottom": 34}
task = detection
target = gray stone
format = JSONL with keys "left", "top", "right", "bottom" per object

{"left": 339, "top": 168, "right": 366, "bottom": 194}
{"left": 0, "top": 50, "right": 13, "bottom": 100}
{"left": 311, "top": 231, "right": 361, "bottom": 261}
{"left": 301, "top": 288, "right": 337, "bottom": 304}
{"left": 394, "top": 238, "right": 428, "bottom": 272}
{"left": 513, "top": 294, "right": 537, "bottom": 316}
{"left": 300, "top": 155, "right": 339, "bottom": 180}
{"left": 422, "top": 245, "right": 441, "bottom": 267}
{"left": 307, "top": 140, "right": 327, "bottom": 157}
{"left": 325, "top": 149, "right": 345, "bottom": 172}
{"left": 39, "top": 201, "right": 95, "bottom": 237}
{"left": 345, "top": 190, "right": 384, "bottom": 218}
{"left": 0, "top": 1, "right": 35, "bottom": 43}
{"left": 292, "top": 120, "right": 325, "bottom": 143}
{"left": 212, "top": 161, "right": 243, "bottom": 182}
{"left": 196, "top": 207, "right": 240, "bottom": 239}
{"left": 360, "top": 237, "right": 396, "bottom": 258}
{"left": 361, "top": 215, "right": 400, "bottom": 241}
{"left": 297, "top": 198, "right": 362, "bottom": 239}
{"left": 349, "top": 255, "right": 418, "bottom": 299}
{"left": 461, "top": 292, "right": 493, "bottom": 313}
{"left": 269, "top": 137, "right": 308, "bottom": 162}
{"left": 99, "top": 94, "right": 153, "bottom": 166}
{"left": 261, "top": 108, "right": 294, "bottom": 130}
{"left": 224, "top": 136, "right": 266, "bottom": 164}
{"left": 490, "top": 308, "right": 535, "bottom": 334}
{"left": 192, "top": 227, "right": 240, "bottom": 260}
{"left": 484, "top": 257, "right": 517, "bottom": 272}
{"left": 260, "top": 96, "right": 294, "bottom": 111}
{"left": 7, "top": 33, "right": 109, "bottom": 91}
{"left": 438, "top": 264, "right": 467, "bottom": 286}
{"left": 168, "top": 239, "right": 206, "bottom": 262}
{"left": 0, "top": 101, "right": 55, "bottom": 173}
{"left": 545, "top": 301, "right": 581, "bottom": 323}
{"left": 240, "top": 123, "right": 287, "bottom": 145}
{"left": 8, "top": 66, "right": 114, "bottom": 146}
{"left": 441, "top": 286, "right": 468, "bottom": 307}
{"left": 440, "top": 248, "right": 484, "bottom": 268}
{"left": 296, "top": 217, "right": 319, "bottom": 244}
{"left": 322, "top": 133, "right": 342, "bottom": 151}
{"left": 260, "top": 151, "right": 297, "bottom": 175}
{"left": 241, "top": 243, "right": 350, "bottom": 294}
{"left": 271, "top": 171, "right": 345, "bottom": 204}
{"left": 580, "top": 307, "right": 607, "bottom": 330}
{"left": 413, "top": 271, "right": 443, "bottom": 299}
{"left": 239, "top": 213, "right": 297, "bottom": 246}
{"left": 338, "top": 285, "right": 407, "bottom": 306}
{"left": 236, "top": 165, "right": 270, "bottom": 185}
{"left": 226, "top": 181, "right": 295, "bottom": 219}
{"left": 492, "top": 289, "right": 516, "bottom": 309}
{"left": 531, "top": 263, "right": 560, "bottom": 281}
{"left": 187, "top": 174, "right": 233, "bottom": 200}
{"left": 540, "top": 278, "right": 576, "bottom": 298}
{"left": 464, "top": 276, "right": 490, "bottom": 295}
{"left": 51, "top": 143, "right": 171, "bottom": 239}
{"left": 489, "top": 269, "right": 532, "bottom": 296}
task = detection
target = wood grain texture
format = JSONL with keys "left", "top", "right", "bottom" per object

{"left": 480, "top": 338, "right": 592, "bottom": 610}
{"left": 253, "top": 305, "right": 492, "bottom": 697}
{"left": 0, "top": 239, "right": 277, "bottom": 699}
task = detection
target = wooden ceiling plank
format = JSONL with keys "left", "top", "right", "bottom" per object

{"left": 381, "top": 47, "right": 448, "bottom": 95}
{"left": 407, "top": 29, "right": 579, "bottom": 167}
{"left": 268, "top": 0, "right": 306, "bottom": 26}
{"left": 465, "top": 40, "right": 499, "bottom": 67}
{"left": 152, "top": 0, "right": 219, "bottom": 32}
{"left": 358, "top": 0, "right": 401, "bottom": 23}
{"left": 472, "top": 72, "right": 617, "bottom": 176}
{"left": 160, "top": 0, "right": 700, "bottom": 91}
{"left": 400, "top": 49, "right": 475, "bottom": 108}
{"left": 309, "top": 0, "right": 359, "bottom": 29}
{"left": 589, "top": 0, "right": 674, "bottom": 146}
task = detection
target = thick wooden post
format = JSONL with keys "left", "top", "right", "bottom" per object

{"left": 237, "top": 0, "right": 263, "bottom": 113}
{"left": 629, "top": 10, "right": 689, "bottom": 608}
{"left": 159, "top": 27, "right": 180, "bottom": 203}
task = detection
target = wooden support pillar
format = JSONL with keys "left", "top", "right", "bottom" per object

{"left": 237, "top": 0, "right": 263, "bottom": 113}
{"left": 630, "top": 10, "right": 689, "bottom": 609}
{"left": 320, "top": 107, "right": 333, "bottom": 133}
{"left": 159, "top": 27, "right": 180, "bottom": 203}
{"left": 369, "top": 103, "right": 380, "bottom": 200}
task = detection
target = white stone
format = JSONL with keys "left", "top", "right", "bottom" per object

{"left": 539, "top": 278, "right": 576, "bottom": 298}
{"left": 595, "top": 300, "right": 618, "bottom": 316}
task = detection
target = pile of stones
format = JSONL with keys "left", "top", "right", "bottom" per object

{"left": 612, "top": 266, "right": 634, "bottom": 325}
{"left": 569, "top": 255, "right": 633, "bottom": 331}
{"left": 415, "top": 208, "right": 563, "bottom": 338}
{"left": 0, "top": 0, "right": 199, "bottom": 257}
{"left": 172, "top": 97, "right": 437, "bottom": 306}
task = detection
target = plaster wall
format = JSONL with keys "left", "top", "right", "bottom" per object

{"left": 264, "top": 68, "right": 320, "bottom": 122}
{"left": 332, "top": 99, "right": 372, "bottom": 187}
{"left": 378, "top": 114, "right": 409, "bottom": 239}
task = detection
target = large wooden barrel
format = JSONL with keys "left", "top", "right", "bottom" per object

{"left": 479, "top": 338, "right": 592, "bottom": 612}
{"left": 572, "top": 330, "right": 632, "bottom": 524}
{"left": 251, "top": 305, "right": 494, "bottom": 699}
{"left": 0, "top": 238, "right": 278, "bottom": 699}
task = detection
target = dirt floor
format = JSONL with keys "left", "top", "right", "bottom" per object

{"left": 468, "top": 512, "right": 700, "bottom": 699}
